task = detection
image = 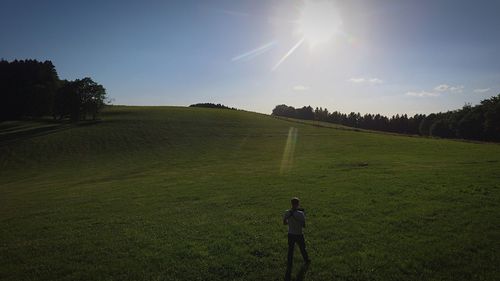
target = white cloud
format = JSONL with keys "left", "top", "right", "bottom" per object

{"left": 406, "top": 91, "right": 440, "bottom": 97}
{"left": 349, "top": 77, "right": 383, "bottom": 85}
{"left": 434, "top": 84, "right": 450, "bottom": 92}
{"left": 434, "top": 84, "right": 464, "bottom": 93}
{"left": 368, "top": 78, "right": 383, "bottom": 84}
{"left": 406, "top": 83, "right": 465, "bottom": 98}
{"left": 349, "top": 78, "right": 365, "bottom": 83}
{"left": 473, "top": 88, "right": 490, "bottom": 93}
{"left": 292, "top": 85, "right": 309, "bottom": 91}
{"left": 449, "top": 85, "right": 464, "bottom": 93}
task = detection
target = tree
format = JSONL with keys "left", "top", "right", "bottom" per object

{"left": 0, "top": 60, "right": 107, "bottom": 122}
{"left": 482, "top": 94, "right": 500, "bottom": 141}
{"left": 189, "top": 103, "right": 236, "bottom": 110}
{"left": 456, "top": 107, "right": 484, "bottom": 140}
{"left": 296, "top": 106, "right": 314, "bottom": 120}
{"left": 419, "top": 114, "right": 437, "bottom": 136}
{"left": 410, "top": 114, "right": 426, "bottom": 135}
{"left": 54, "top": 80, "right": 77, "bottom": 120}
{"left": 77, "top": 78, "right": 107, "bottom": 120}
{"left": 430, "top": 118, "right": 454, "bottom": 138}
{"left": 272, "top": 104, "right": 296, "bottom": 118}
{"left": 270, "top": 95, "right": 500, "bottom": 142}
{"left": 0, "top": 59, "right": 59, "bottom": 120}
{"left": 54, "top": 77, "right": 107, "bottom": 121}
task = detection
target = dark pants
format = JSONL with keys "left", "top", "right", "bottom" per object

{"left": 287, "top": 233, "right": 309, "bottom": 267}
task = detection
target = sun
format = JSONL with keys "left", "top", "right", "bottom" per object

{"left": 296, "top": 0, "right": 343, "bottom": 48}
{"left": 271, "top": 0, "right": 344, "bottom": 70}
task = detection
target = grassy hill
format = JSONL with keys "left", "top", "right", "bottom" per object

{"left": 1, "top": 106, "right": 500, "bottom": 281}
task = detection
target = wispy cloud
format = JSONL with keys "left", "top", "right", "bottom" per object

{"left": 292, "top": 85, "right": 309, "bottom": 91}
{"left": 406, "top": 91, "right": 439, "bottom": 97}
{"left": 434, "top": 84, "right": 464, "bottom": 93}
{"left": 434, "top": 84, "right": 449, "bottom": 92}
{"left": 473, "top": 88, "right": 490, "bottom": 93}
{"left": 349, "top": 77, "right": 383, "bottom": 85}
{"left": 408, "top": 83, "right": 466, "bottom": 98}
{"left": 368, "top": 78, "right": 383, "bottom": 84}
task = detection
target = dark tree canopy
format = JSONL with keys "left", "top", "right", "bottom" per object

{"left": 189, "top": 103, "right": 236, "bottom": 110}
{"left": 0, "top": 59, "right": 59, "bottom": 120}
{"left": 272, "top": 94, "right": 500, "bottom": 142}
{"left": 0, "top": 59, "right": 108, "bottom": 121}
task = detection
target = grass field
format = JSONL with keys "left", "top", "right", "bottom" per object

{"left": 1, "top": 106, "right": 500, "bottom": 281}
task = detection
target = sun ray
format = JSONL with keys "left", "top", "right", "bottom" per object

{"left": 272, "top": 37, "right": 305, "bottom": 71}
{"left": 232, "top": 41, "right": 277, "bottom": 62}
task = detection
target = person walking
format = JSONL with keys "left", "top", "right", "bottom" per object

{"left": 283, "top": 197, "right": 310, "bottom": 271}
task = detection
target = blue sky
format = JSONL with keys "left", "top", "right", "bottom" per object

{"left": 1, "top": 0, "right": 499, "bottom": 115}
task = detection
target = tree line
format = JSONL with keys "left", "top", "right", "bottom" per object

{"left": 189, "top": 103, "right": 237, "bottom": 110}
{"left": 0, "top": 59, "right": 108, "bottom": 121}
{"left": 272, "top": 94, "right": 500, "bottom": 142}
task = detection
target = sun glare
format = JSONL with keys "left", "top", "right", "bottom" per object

{"left": 297, "top": 0, "right": 342, "bottom": 48}
{"left": 270, "top": 0, "right": 344, "bottom": 70}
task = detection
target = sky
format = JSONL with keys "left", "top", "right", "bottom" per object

{"left": 1, "top": 0, "right": 500, "bottom": 116}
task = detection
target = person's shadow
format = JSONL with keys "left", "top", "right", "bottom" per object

{"left": 284, "top": 263, "right": 309, "bottom": 281}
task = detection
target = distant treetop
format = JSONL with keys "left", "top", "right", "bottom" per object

{"left": 189, "top": 103, "right": 236, "bottom": 110}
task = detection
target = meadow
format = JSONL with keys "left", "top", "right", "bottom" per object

{"left": 1, "top": 106, "right": 499, "bottom": 281}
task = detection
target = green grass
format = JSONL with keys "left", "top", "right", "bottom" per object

{"left": 1, "top": 106, "right": 500, "bottom": 281}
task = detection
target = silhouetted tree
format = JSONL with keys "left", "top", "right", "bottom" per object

{"left": 1, "top": 59, "right": 107, "bottom": 122}
{"left": 0, "top": 59, "right": 59, "bottom": 120}
{"left": 54, "top": 78, "right": 107, "bottom": 121}
{"left": 297, "top": 106, "right": 315, "bottom": 120}
{"left": 272, "top": 104, "right": 295, "bottom": 118}
{"left": 77, "top": 78, "right": 107, "bottom": 120}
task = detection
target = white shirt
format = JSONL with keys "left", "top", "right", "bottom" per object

{"left": 283, "top": 209, "right": 306, "bottom": 235}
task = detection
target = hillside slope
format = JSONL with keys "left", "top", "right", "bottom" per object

{"left": 1, "top": 106, "right": 500, "bottom": 281}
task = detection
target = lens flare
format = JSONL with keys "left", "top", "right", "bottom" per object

{"left": 280, "top": 127, "right": 298, "bottom": 174}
